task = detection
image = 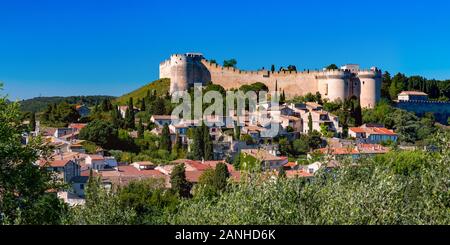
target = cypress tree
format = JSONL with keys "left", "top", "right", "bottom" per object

{"left": 160, "top": 124, "right": 172, "bottom": 152}
{"left": 137, "top": 118, "right": 144, "bottom": 138}
{"left": 30, "top": 113, "right": 36, "bottom": 132}
{"left": 101, "top": 99, "right": 109, "bottom": 112}
{"left": 111, "top": 106, "right": 122, "bottom": 128}
{"left": 308, "top": 112, "right": 313, "bottom": 134}
{"left": 213, "top": 162, "right": 230, "bottom": 191}
{"left": 203, "top": 123, "right": 213, "bottom": 160}
{"left": 233, "top": 151, "right": 241, "bottom": 170}
{"left": 234, "top": 121, "right": 241, "bottom": 141}
{"left": 353, "top": 100, "right": 363, "bottom": 126}
{"left": 141, "top": 98, "right": 146, "bottom": 112}
{"left": 173, "top": 133, "right": 182, "bottom": 155}
{"left": 275, "top": 80, "right": 278, "bottom": 93}
{"left": 125, "top": 97, "right": 135, "bottom": 129}
{"left": 192, "top": 127, "right": 204, "bottom": 160}
{"left": 280, "top": 90, "right": 286, "bottom": 104}
{"left": 170, "top": 164, "right": 191, "bottom": 198}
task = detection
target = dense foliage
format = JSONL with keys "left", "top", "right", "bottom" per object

{"left": 170, "top": 132, "right": 450, "bottom": 225}
{"left": 19, "top": 95, "right": 115, "bottom": 113}
{"left": 382, "top": 72, "right": 450, "bottom": 101}
{"left": 41, "top": 102, "right": 80, "bottom": 127}
{"left": 1, "top": 86, "right": 68, "bottom": 224}
{"left": 363, "top": 100, "right": 437, "bottom": 143}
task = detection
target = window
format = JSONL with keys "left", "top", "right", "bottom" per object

{"left": 80, "top": 184, "right": 84, "bottom": 190}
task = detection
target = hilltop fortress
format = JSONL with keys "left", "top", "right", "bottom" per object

{"left": 160, "top": 53, "right": 382, "bottom": 108}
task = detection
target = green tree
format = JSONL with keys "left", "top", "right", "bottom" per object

{"left": 307, "top": 130, "right": 323, "bottom": 149}
{"left": 233, "top": 151, "right": 241, "bottom": 170}
{"left": 170, "top": 164, "right": 191, "bottom": 198}
{"left": 64, "top": 172, "right": 137, "bottom": 225}
{"left": 140, "top": 98, "right": 146, "bottom": 112}
{"left": 173, "top": 133, "right": 182, "bottom": 155}
{"left": 279, "top": 138, "right": 290, "bottom": 155}
{"left": 117, "top": 178, "right": 178, "bottom": 224}
{"left": 137, "top": 118, "right": 144, "bottom": 138}
{"left": 0, "top": 86, "right": 67, "bottom": 224}
{"left": 280, "top": 90, "right": 286, "bottom": 104}
{"left": 308, "top": 113, "right": 313, "bottom": 133}
{"left": 79, "top": 120, "right": 119, "bottom": 149}
{"left": 315, "top": 92, "right": 322, "bottom": 104}
{"left": 160, "top": 124, "right": 172, "bottom": 152}
{"left": 326, "top": 64, "right": 339, "bottom": 70}
{"left": 389, "top": 73, "right": 408, "bottom": 100}
{"left": 30, "top": 112, "right": 36, "bottom": 131}
{"left": 191, "top": 127, "right": 204, "bottom": 160}
{"left": 223, "top": 59, "right": 237, "bottom": 68}
{"left": 271, "top": 64, "right": 275, "bottom": 73}
{"left": 111, "top": 106, "right": 123, "bottom": 128}
{"left": 234, "top": 122, "right": 241, "bottom": 140}
{"left": 203, "top": 123, "right": 213, "bottom": 160}
{"left": 101, "top": 99, "right": 112, "bottom": 112}
{"left": 293, "top": 136, "right": 310, "bottom": 155}
{"left": 381, "top": 71, "right": 392, "bottom": 99}
{"left": 213, "top": 162, "right": 230, "bottom": 191}
{"left": 124, "top": 97, "right": 135, "bottom": 129}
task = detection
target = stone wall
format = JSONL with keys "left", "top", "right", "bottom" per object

{"left": 396, "top": 100, "right": 450, "bottom": 125}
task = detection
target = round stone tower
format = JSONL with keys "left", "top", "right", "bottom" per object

{"left": 319, "top": 70, "right": 350, "bottom": 103}
{"left": 358, "top": 68, "right": 382, "bottom": 108}
{"left": 160, "top": 53, "right": 211, "bottom": 94}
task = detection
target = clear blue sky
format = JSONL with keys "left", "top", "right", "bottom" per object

{"left": 1, "top": 0, "right": 450, "bottom": 100}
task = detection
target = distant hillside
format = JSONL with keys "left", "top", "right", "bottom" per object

{"left": 19, "top": 95, "right": 116, "bottom": 113}
{"left": 115, "top": 78, "right": 170, "bottom": 105}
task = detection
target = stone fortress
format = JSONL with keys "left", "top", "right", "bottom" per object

{"left": 160, "top": 53, "right": 382, "bottom": 108}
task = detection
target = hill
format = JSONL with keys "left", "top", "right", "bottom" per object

{"left": 115, "top": 78, "right": 170, "bottom": 105}
{"left": 19, "top": 95, "right": 116, "bottom": 113}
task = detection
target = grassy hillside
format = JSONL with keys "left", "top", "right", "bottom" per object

{"left": 115, "top": 78, "right": 170, "bottom": 105}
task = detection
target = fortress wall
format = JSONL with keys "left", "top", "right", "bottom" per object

{"left": 396, "top": 101, "right": 450, "bottom": 125}
{"left": 160, "top": 55, "right": 380, "bottom": 108}
{"left": 202, "top": 60, "right": 319, "bottom": 98}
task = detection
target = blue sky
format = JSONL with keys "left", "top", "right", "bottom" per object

{"left": 1, "top": 0, "right": 450, "bottom": 100}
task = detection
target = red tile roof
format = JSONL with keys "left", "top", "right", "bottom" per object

{"left": 39, "top": 159, "right": 73, "bottom": 167}
{"left": 371, "top": 127, "right": 397, "bottom": 136}
{"left": 349, "top": 127, "right": 366, "bottom": 133}
{"left": 69, "top": 123, "right": 87, "bottom": 131}
{"left": 350, "top": 126, "right": 397, "bottom": 136}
